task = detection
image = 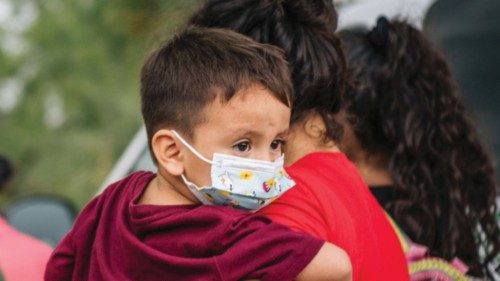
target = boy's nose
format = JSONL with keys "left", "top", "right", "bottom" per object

{"left": 252, "top": 150, "right": 276, "bottom": 162}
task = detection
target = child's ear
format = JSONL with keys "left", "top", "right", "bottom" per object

{"left": 304, "top": 111, "right": 325, "bottom": 139}
{"left": 152, "top": 130, "right": 184, "bottom": 176}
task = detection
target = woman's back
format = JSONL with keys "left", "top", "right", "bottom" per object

{"left": 260, "top": 152, "right": 409, "bottom": 280}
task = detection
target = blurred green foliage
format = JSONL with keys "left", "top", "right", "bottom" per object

{"left": 0, "top": 0, "right": 201, "bottom": 209}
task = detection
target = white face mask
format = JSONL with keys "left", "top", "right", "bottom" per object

{"left": 171, "top": 130, "right": 295, "bottom": 211}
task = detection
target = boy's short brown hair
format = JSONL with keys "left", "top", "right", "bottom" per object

{"left": 140, "top": 27, "right": 293, "bottom": 161}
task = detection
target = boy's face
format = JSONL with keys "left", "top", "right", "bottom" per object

{"left": 181, "top": 83, "right": 291, "bottom": 187}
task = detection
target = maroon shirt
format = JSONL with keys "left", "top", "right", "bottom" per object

{"left": 45, "top": 171, "right": 323, "bottom": 281}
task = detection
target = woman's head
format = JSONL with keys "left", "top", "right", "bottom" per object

{"left": 188, "top": 0, "right": 346, "bottom": 144}
{"left": 340, "top": 18, "right": 499, "bottom": 276}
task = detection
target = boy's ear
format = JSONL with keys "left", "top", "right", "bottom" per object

{"left": 152, "top": 129, "right": 184, "bottom": 176}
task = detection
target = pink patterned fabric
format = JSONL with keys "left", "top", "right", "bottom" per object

{"left": 388, "top": 216, "right": 475, "bottom": 280}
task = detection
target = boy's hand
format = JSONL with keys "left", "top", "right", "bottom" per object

{"left": 295, "top": 242, "right": 352, "bottom": 281}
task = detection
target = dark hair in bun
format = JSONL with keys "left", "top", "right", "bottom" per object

{"left": 189, "top": 0, "right": 347, "bottom": 142}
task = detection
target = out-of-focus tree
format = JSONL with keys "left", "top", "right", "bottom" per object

{"left": 0, "top": 0, "right": 201, "bottom": 208}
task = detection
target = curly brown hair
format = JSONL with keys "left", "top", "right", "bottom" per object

{"left": 340, "top": 18, "right": 499, "bottom": 278}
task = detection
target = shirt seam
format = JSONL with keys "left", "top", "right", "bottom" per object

{"left": 213, "top": 256, "right": 226, "bottom": 281}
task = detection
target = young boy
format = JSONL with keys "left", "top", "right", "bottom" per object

{"left": 45, "top": 27, "right": 351, "bottom": 281}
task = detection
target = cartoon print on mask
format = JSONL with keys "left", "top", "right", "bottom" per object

{"left": 262, "top": 178, "right": 276, "bottom": 193}
{"left": 239, "top": 170, "right": 253, "bottom": 180}
{"left": 219, "top": 173, "right": 233, "bottom": 191}
{"left": 204, "top": 193, "right": 215, "bottom": 202}
{"left": 275, "top": 168, "right": 293, "bottom": 192}
{"left": 218, "top": 190, "right": 230, "bottom": 197}
{"left": 278, "top": 168, "right": 293, "bottom": 181}
{"left": 276, "top": 182, "right": 282, "bottom": 192}
{"left": 228, "top": 199, "right": 240, "bottom": 207}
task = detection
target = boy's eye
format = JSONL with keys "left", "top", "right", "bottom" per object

{"left": 233, "top": 141, "right": 251, "bottom": 152}
{"left": 270, "top": 139, "right": 284, "bottom": 151}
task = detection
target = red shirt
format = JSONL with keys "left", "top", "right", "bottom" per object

{"left": 45, "top": 171, "right": 323, "bottom": 281}
{"left": 259, "top": 152, "right": 409, "bottom": 281}
{"left": 0, "top": 217, "right": 52, "bottom": 281}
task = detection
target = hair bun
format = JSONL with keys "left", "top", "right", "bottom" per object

{"left": 367, "top": 16, "right": 390, "bottom": 51}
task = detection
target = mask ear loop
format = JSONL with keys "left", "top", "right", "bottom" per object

{"left": 171, "top": 130, "right": 213, "bottom": 164}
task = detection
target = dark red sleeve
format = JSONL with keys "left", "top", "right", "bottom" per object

{"left": 258, "top": 178, "right": 330, "bottom": 241}
{"left": 45, "top": 189, "right": 106, "bottom": 281}
{"left": 215, "top": 214, "right": 324, "bottom": 281}
{"left": 44, "top": 230, "right": 75, "bottom": 281}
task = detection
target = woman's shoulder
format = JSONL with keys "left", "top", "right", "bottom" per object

{"left": 286, "top": 152, "right": 367, "bottom": 191}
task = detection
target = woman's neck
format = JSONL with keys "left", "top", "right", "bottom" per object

{"left": 285, "top": 141, "right": 340, "bottom": 165}
{"left": 284, "top": 113, "right": 340, "bottom": 165}
{"left": 355, "top": 153, "right": 392, "bottom": 187}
